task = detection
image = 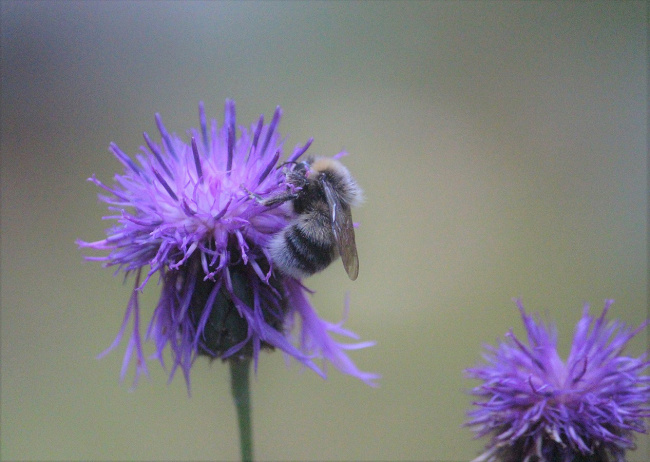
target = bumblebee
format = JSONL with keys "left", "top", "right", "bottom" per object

{"left": 261, "top": 157, "right": 362, "bottom": 280}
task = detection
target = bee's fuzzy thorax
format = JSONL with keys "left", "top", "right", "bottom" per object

{"left": 308, "top": 157, "right": 363, "bottom": 208}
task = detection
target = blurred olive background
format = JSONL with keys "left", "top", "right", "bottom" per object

{"left": 1, "top": 2, "right": 647, "bottom": 461}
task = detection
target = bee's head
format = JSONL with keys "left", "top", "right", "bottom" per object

{"left": 279, "top": 160, "right": 310, "bottom": 189}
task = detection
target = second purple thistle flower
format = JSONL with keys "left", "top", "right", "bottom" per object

{"left": 466, "top": 299, "right": 650, "bottom": 462}
{"left": 78, "top": 100, "right": 379, "bottom": 389}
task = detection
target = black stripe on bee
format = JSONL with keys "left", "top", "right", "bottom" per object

{"left": 284, "top": 225, "right": 335, "bottom": 275}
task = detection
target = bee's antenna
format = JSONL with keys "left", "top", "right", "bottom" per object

{"left": 276, "top": 161, "right": 298, "bottom": 169}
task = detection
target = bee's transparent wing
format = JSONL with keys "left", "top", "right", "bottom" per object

{"left": 321, "top": 178, "right": 359, "bottom": 280}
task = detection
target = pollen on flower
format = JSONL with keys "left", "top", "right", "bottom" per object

{"left": 466, "top": 299, "right": 650, "bottom": 462}
{"left": 78, "top": 100, "right": 379, "bottom": 390}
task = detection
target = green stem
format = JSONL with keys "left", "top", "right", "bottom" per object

{"left": 230, "top": 358, "right": 253, "bottom": 462}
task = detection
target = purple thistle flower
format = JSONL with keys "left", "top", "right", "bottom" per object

{"left": 78, "top": 100, "right": 379, "bottom": 390}
{"left": 466, "top": 299, "right": 650, "bottom": 462}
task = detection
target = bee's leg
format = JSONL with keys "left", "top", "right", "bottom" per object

{"left": 259, "top": 191, "right": 298, "bottom": 207}
{"left": 241, "top": 185, "right": 297, "bottom": 207}
{"left": 241, "top": 186, "right": 264, "bottom": 202}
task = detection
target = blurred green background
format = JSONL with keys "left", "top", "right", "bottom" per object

{"left": 1, "top": 1, "right": 647, "bottom": 461}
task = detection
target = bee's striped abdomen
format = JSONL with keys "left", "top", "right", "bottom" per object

{"left": 283, "top": 225, "right": 335, "bottom": 276}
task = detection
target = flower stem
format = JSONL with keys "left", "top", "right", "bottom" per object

{"left": 230, "top": 358, "right": 253, "bottom": 462}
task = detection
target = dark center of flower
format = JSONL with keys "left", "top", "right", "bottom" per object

{"left": 186, "top": 237, "right": 288, "bottom": 361}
